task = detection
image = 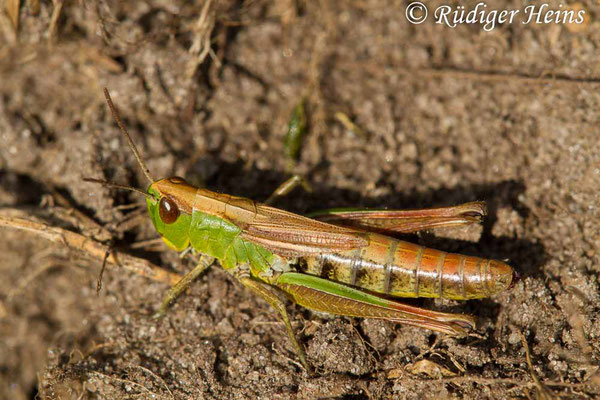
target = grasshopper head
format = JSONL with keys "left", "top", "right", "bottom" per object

{"left": 147, "top": 177, "right": 197, "bottom": 251}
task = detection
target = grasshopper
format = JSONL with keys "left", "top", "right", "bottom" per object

{"left": 89, "top": 89, "right": 518, "bottom": 371}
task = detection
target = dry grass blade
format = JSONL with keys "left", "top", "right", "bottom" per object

{"left": 185, "top": 0, "right": 215, "bottom": 80}
{"left": 334, "top": 112, "right": 367, "bottom": 138}
{"left": 47, "top": 186, "right": 113, "bottom": 242}
{"left": 0, "top": 5, "right": 17, "bottom": 43}
{"left": 5, "top": 0, "right": 20, "bottom": 30}
{"left": 0, "top": 208, "right": 181, "bottom": 286}
{"left": 48, "top": 0, "right": 64, "bottom": 41}
{"left": 519, "top": 331, "right": 557, "bottom": 400}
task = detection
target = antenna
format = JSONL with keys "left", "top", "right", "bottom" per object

{"left": 84, "top": 178, "right": 151, "bottom": 198}
{"left": 103, "top": 88, "right": 154, "bottom": 183}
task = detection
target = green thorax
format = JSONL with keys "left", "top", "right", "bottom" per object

{"left": 146, "top": 187, "right": 277, "bottom": 275}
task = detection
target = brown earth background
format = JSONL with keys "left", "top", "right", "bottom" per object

{"left": 0, "top": 1, "right": 599, "bottom": 399}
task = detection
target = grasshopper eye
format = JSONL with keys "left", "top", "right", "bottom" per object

{"left": 159, "top": 196, "right": 179, "bottom": 224}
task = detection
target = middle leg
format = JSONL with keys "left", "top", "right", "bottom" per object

{"left": 153, "top": 254, "right": 215, "bottom": 319}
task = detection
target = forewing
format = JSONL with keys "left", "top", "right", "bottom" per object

{"left": 239, "top": 203, "right": 368, "bottom": 257}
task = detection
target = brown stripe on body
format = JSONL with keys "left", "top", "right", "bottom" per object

{"left": 353, "top": 235, "right": 390, "bottom": 292}
{"left": 484, "top": 259, "right": 492, "bottom": 294}
{"left": 436, "top": 252, "right": 446, "bottom": 298}
{"left": 383, "top": 240, "right": 398, "bottom": 294}
{"left": 387, "top": 243, "right": 450, "bottom": 298}
{"left": 302, "top": 253, "right": 324, "bottom": 276}
{"left": 352, "top": 259, "right": 386, "bottom": 292}
{"left": 437, "top": 253, "right": 463, "bottom": 299}
{"left": 476, "top": 258, "right": 487, "bottom": 296}
{"left": 458, "top": 255, "right": 467, "bottom": 299}
{"left": 440, "top": 253, "right": 494, "bottom": 300}
{"left": 349, "top": 248, "right": 363, "bottom": 286}
{"left": 318, "top": 253, "right": 353, "bottom": 283}
{"left": 296, "top": 257, "right": 309, "bottom": 274}
{"left": 413, "top": 246, "right": 424, "bottom": 297}
{"left": 414, "top": 247, "right": 446, "bottom": 298}
{"left": 320, "top": 255, "right": 336, "bottom": 279}
{"left": 387, "top": 241, "right": 421, "bottom": 297}
{"left": 463, "top": 256, "right": 488, "bottom": 298}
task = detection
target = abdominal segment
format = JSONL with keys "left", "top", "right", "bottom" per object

{"left": 298, "top": 233, "right": 514, "bottom": 300}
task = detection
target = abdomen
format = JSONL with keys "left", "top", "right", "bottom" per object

{"left": 298, "top": 233, "right": 516, "bottom": 300}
